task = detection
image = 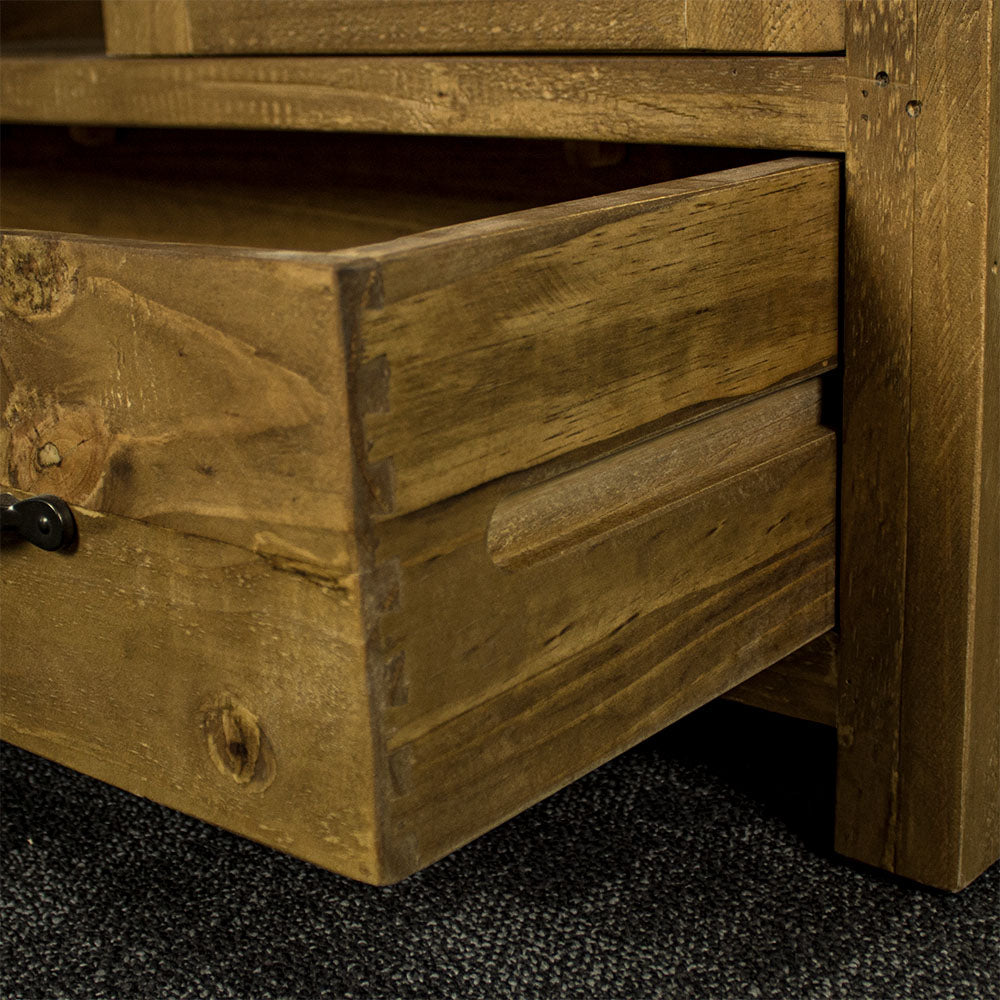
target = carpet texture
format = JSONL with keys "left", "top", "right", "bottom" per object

{"left": 2, "top": 701, "right": 997, "bottom": 1000}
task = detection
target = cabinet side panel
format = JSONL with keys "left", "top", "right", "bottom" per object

{"left": 898, "top": 0, "right": 1000, "bottom": 889}
{"left": 838, "top": 0, "right": 1000, "bottom": 890}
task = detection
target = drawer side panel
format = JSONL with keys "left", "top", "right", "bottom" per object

{"left": 367, "top": 378, "right": 837, "bottom": 879}
{"left": 349, "top": 158, "right": 840, "bottom": 517}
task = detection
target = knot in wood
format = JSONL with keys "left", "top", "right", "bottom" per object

{"left": 0, "top": 237, "right": 78, "bottom": 320}
{"left": 203, "top": 695, "right": 275, "bottom": 790}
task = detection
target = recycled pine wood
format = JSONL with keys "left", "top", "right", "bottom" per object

{"left": 0, "top": 379, "right": 837, "bottom": 883}
{"left": 0, "top": 52, "right": 848, "bottom": 152}
{"left": 0, "top": 493, "right": 380, "bottom": 882}
{"left": 100, "top": 0, "right": 846, "bottom": 56}
{"left": 342, "top": 158, "right": 840, "bottom": 515}
{"left": 373, "top": 381, "right": 837, "bottom": 876}
{"left": 726, "top": 632, "right": 838, "bottom": 727}
{"left": 836, "top": 0, "right": 999, "bottom": 891}
{"left": 3, "top": 0, "right": 996, "bottom": 892}
{"left": 1, "top": 158, "right": 839, "bottom": 882}
{"left": 2, "top": 157, "right": 839, "bottom": 520}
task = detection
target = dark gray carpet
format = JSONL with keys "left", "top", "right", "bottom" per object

{"left": 2, "top": 701, "right": 997, "bottom": 1000}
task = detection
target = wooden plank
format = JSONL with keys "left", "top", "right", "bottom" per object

{"left": 0, "top": 234, "right": 359, "bottom": 572}
{"left": 0, "top": 495, "right": 379, "bottom": 883}
{"left": 686, "top": 0, "right": 845, "bottom": 52}
{"left": 836, "top": 0, "right": 917, "bottom": 875}
{"left": 344, "top": 158, "right": 840, "bottom": 516}
{"left": 369, "top": 380, "right": 837, "bottom": 878}
{"left": 837, "top": 0, "right": 1000, "bottom": 890}
{"left": 0, "top": 52, "right": 848, "bottom": 152}
{"left": 725, "top": 631, "right": 838, "bottom": 726}
{"left": 101, "top": 0, "right": 845, "bottom": 56}
{"left": 897, "top": 0, "right": 999, "bottom": 890}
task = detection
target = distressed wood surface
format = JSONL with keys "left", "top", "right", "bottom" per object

{"left": 2, "top": 159, "right": 838, "bottom": 524}
{"left": 898, "top": 0, "right": 999, "bottom": 890}
{"left": 1, "top": 152, "right": 842, "bottom": 882}
{"left": 346, "top": 158, "right": 840, "bottom": 516}
{"left": 0, "top": 234, "right": 359, "bottom": 572}
{"left": 1, "top": 379, "right": 837, "bottom": 885}
{"left": 726, "top": 631, "right": 838, "bottom": 727}
{"left": 0, "top": 492, "right": 379, "bottom": 882}
{"left": 836, "top": 0, "right": 917, "bottom": 877}
{"left": 0, "top": 52, "right": 848, "bottom": 152}
{"left": 837, "top": 0, "right": 999, "bottom": 891}
{"left": 101, "top": 0, "right": 845, "bottom": 55}
{"left": 371, "top": 380, "right": 837, "bottom": 878}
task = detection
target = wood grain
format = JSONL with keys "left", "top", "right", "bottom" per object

{"left": 1, "top": 151, "right": 843, "bottom": 881}
{"left": 726, "top": 631, "right": 838, "bottom": 726}
{"left": 0, "top": 234, "right": 359, "bottom": 572}
{"left": 0, "top": 52, "right": 848, "bottom": 152}
{"left": 101, "top": 0, "right": 845, "bottom": 56}
{"left": 346, "top": 157, "right": 840, "bottom": 516}
{"left": 836, "top": 0, "right": 917, "bottom": 875}
{"left": 898, "top": 0, "right": 999, "bottom": 890}
{"left": 2, "top": 158, "right": 838, "bottom": 524}
{"left": 686, "top": 0, "right": 845, "bottom": 52}
{"left": 837, "top": 0, "right": 999, "bottom": 890}
{"left": 0, "top": 493, "right": 379, "bottom": 882}
{"left": 371, "top": 380, "right": 837, "bottom": 878}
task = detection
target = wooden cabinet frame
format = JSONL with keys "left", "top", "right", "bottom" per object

{"left": 1, "top": 0, "right": 996, "bottom": 890}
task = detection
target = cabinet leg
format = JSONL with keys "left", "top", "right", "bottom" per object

{"left": 837, "top": 0, "right": 999, "bottom": 892}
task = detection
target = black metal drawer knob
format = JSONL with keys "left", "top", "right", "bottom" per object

{"left": 0, "top": 493, "right": 77, "bottom": 551}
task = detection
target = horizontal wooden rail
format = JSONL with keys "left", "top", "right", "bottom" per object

{"left": 726, "top": 631, "right": 838, "bottom": 726}
{"left": 0, "top": 53, "right": 847, "bottom": 152}
{"left": 101, "top": 0, "right": 847, "bottom": 56}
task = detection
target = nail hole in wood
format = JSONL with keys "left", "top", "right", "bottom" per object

{"left": 875, "top": 71, "right": 890, "bottom": 86}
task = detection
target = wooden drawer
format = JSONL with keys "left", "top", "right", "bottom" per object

{"left": 0, "top": 147, "right": 839, "bottom": 883}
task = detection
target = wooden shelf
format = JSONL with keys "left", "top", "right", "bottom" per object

{"left": 0, "top": 51, "right": 847, "bottom": 151}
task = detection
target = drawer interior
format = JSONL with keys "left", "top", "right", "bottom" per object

{"left": 1, "top": 126, "right": 783, "bottom": 251}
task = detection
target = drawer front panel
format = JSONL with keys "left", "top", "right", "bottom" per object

{"left": 0, "top": 501, "right": 381, "bottom": 882}
{"left": 0, "top": 237, "right": 359, "bottom": 571}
